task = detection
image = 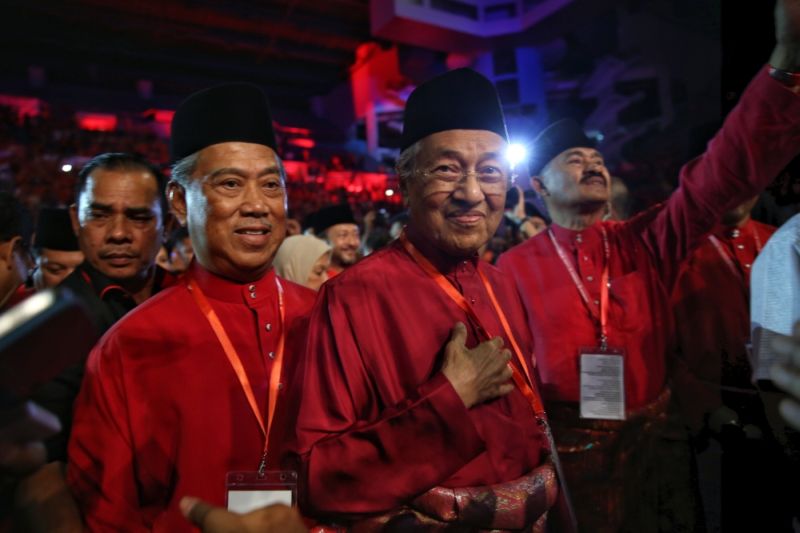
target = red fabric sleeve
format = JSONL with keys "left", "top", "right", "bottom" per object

{"left": 633, "top": 68, "right": 800, "bottom": 288}
{"left": 66, "top": 336, "right": 151, "bottom": 531}
{"left": 291, "top": 285, "right": 485, "bottom": 518}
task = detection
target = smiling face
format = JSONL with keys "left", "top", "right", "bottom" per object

{"left": 536, "top": 146, "right": 610, "bottom": 210}
{"left": 169, "top": 142, "right": 287, "bottom": 282}
{"left": 72, "top": 167, "right": 163, "bottom": 284}
{"left": 325, "top": 223, "right": 360, "bottom": 268}
{"left": 404, "top": 129, "right": 508, "bottom": 259}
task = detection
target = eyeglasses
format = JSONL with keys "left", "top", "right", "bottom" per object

{"left": 417, "top": 164, "right": 512, "bottom": 193}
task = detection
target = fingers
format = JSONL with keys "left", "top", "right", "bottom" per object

{"left": 779, "top": 398, "right": 800, "bottom": 431}
{"left": 772, "top": 333, "right": 800, "bottom": 367}
{"left": 181, "top": 497, "right": 243, "bottom": 531}
{"left": 449, "top": 322, "right": 468, "bottom": 348}
{"left": 771, "top": 360, "right": 800, "bottom": 399}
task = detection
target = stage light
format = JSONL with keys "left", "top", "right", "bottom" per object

{"left": 61, "top": 164, "right": 72, "bottom": 172}
{"left": 506, "top": 143, "right": 527, "bottom": 168}
{"left": 385, "top": 189, "right": 395, "bottom": 197}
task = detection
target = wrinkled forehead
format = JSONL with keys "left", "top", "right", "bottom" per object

{"left": 194, "top": 141, "right": 280, "bottom": 177}
{"left": 418, "top": 129, "right": 508, "bottom": 161}
{"left": 556, "top": 146, "right": 604, "bottom": 161}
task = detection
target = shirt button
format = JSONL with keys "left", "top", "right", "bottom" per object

{"left": 277, "top": 382, "right": 284, "bottom": 390}
{"left": 583, "top": 256, "right": 589, "bottom": 262}
{"left": 576, "top": 234, "right": 583, "bottom": 243}
{"left": 265, "top": 323, "right": 272, "bottom": 332}
{"left": 248, "top": 284, "right": 257, "bottom": 298}
{"left": 268, "top": 351, "right": 275, "bottom": 359}
{"left": 469, "top": 297, "right": 476, "bottom": 304}
{"left": 594, "top": 299, "right": 600, "bottom": 306}
{"left": 737, "top": 244, "right": 745, "bottom": 250}
{"left": 745, "top": 263, "right": 751, "bottom": 269}
{"left": 587, "top": 275, "right": 594, "bottom": 282}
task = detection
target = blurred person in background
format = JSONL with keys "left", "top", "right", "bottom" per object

{"left": 0, "top": 192, "right": 32, "bottom": 312}
{"left": 273, "top": 234, "right": 331, "bottom": 291}
{"left": 31, "top": 208, "right": 84, "bottom": 291}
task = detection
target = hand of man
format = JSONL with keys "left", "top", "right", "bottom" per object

{"left": 180, "top": 497, "right": 308, "bottom": 533}
{"left": 769, "top": 321, "right": 800, "bottom": 430}
{"left": 771, "top": 0, "right": 800, "bottom": 70}
{"left": 0, "top": 401, "right": 59, "bottom": 475}
{"left": 441, "top": 322, "right": 514, "bottom": 408}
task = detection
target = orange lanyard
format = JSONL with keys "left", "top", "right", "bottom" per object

{"left": 188, "top": 276, "right": 285, "bottom": 475}
{"left": 399, "top": 233, "right": 545, "bottom": 419}
{"left": 548, "top": 227, "right": 610, "bottom": 350}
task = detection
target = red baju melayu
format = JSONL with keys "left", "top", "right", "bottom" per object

{"left": 67, "top": 263, "right": 315, "bottom": 532}
{"left": 671, "top": 219, "right": 776, "bottom": 429}
{"left": 497, "top": 68, "right": 800, "bottom": 531}
{"left": 291, "top": 238, "right": 555, "bottom": 529}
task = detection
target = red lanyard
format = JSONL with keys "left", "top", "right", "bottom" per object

{"left": 399, "top": 234, "right": 545, "bottom": 419}
{"left": 708, "top": 230, "right": 762, "bottom": 282}
{"left": 188, "top": 276, "right": 285, "bottom": 475}
{"left": 548, "top": 227, "right": 610, "bottom": 350}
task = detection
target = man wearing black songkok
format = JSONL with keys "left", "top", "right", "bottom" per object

{"left": 66, "top": 83, "right": 316, "bottom": 532}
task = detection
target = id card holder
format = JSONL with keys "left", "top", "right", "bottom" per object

{"left": 226, "top": 470, "right": 297, "bottom": 514}
{"left": 579, "top": 347, "right": 626, "bottom": 421}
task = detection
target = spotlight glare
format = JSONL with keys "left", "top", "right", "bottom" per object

{"left": 506, "top": 143, "right": 527, "bottom": 168}
{"left": 61, "top": 164, "right": 73, "bottom": 172}
{"left": 385, "top": 189, "right": 395, "bottom": 197}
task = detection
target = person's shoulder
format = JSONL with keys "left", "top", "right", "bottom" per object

{"left": 102, "top": 284, "right": 190, "bottom": 339}
{"left": 497, "top": 230, "right": 548, "bottom": 267}
{"left": 326, "top": 243, "right": 405, "bottom": 290}
{"left": 751, "top": 219, "right": 778, "bottom": 237}
{"left": 278, "top": 277, "right": 317, "bottom": 312}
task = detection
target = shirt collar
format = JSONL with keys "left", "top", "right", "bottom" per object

{"left": 549, "top": 222, "right": 602, "bottom": 247}
{"left": 78, "top": 261, "right": 131, "bottom": 301}
{"left": 712, "top": 219, "right": 753, "bottom": 241}
{"left": 396, "top": 235, "right": 480, "bottom": 276}
{"left": 188, "top": 262, "right": 277, "bottom": 305}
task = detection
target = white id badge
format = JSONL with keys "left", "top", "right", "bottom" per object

{"left": 579, "top": 349, "right": 626, "bottom": 420}
{"left": 225, "top": 471, "right": 297, "bottom": 513}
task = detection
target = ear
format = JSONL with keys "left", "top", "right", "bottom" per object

{"left": 168, "top": 181, "right": 188, "bottom": 226}
{"left": 69, "top": 203, "right": 80, "bottom": 237}
{"left": 531, "top": 176, "right": 548, "bottom": 196}
{"left": 0, "top": 236, "right": 20, "bottom": 267}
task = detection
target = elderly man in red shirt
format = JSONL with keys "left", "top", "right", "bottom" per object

{"left": 497, "top": 2, "right": 800, "bottom": 531}
{"left": 288, "top": 68, "right": 573, "bottom": 532}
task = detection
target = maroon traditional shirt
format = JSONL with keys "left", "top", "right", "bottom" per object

{"left": 670, "top": 219, "right": 776, "bottom": 429}
{"left": 291, "top": 238, "right": 547, "bottom": 520}
{"left": 68, "top": 263, "right": 315, "bottom": 531}
{"left": 498, "top": 68, "right": 800, "bottom": 410}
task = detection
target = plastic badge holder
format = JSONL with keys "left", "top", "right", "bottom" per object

{"left": 225, "top": 470, "right": 298, "bottom": 514}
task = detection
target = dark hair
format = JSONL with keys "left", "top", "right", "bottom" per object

{"left": 76, "top": 153, "right": 168, "bottom": 215}
{"left": 164, "top": 226, "right": 189, "bottom": 255}
{"left": 0, "top": 192, "right": 32, "bottom": 248}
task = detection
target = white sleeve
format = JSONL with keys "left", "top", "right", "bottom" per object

{"left": 751, "top": 214, "right": 800, "bottom": 380}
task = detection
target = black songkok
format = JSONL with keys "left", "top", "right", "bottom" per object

{"left": 528, "top": 119, "right": 595, "bottom": 176}
{"left": 34, "top": 208, "right": 79, "bottom": 251}
{"left": 400, "top": 68, "right": 508, "bottom": 151}
{"left": 170, "top": 82, "right": 277, "bottom": 161}
{"left": 311, "top": 204, "right": 356, "bottom": 235}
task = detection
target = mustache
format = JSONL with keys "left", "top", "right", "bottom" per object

{"left": 580, "top": 170, "right": 606, "bottom": 183}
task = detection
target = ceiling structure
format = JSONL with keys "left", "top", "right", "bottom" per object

{"left": 1, "top": 0, "right": 372, "bottom": 113}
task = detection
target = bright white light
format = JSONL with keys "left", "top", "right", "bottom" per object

{"left": 61, "top": 164, "right": 73, "bottom": 172}
{"left": 385, "top": 189, "right": 395, "bottom": 197}
{"left": 506, "top": 143, "right": 527, "bottom": 168}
